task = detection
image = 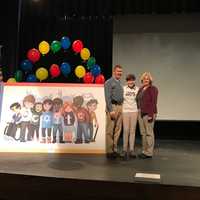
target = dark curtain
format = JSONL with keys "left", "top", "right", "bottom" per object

{"left": 18, "top": 0, "right": 113, "bottom": 82}
{"left": 0, "top": 0, "right": 18, "bottom": 80}
{"left": 1, "top": 0, "right": 200, "bottom": 81}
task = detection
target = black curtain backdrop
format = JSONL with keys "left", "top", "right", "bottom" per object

{"left": 0, "top": 0, "right": 18, "bottom": 79}
{"left": 1, "top": 0, "right": 200, "bottom": 81}
{"left": 18, "top": 0, "right": 113, "bottom": 83}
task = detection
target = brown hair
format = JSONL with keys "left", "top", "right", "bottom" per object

{"left": 126, "top": 74, "right": 136, "bottom": 81}
{"left": 23, "top": 95, "right": 35, "bottom": 106}
{"left": 42, "top": 99, "right": 53, "bottom": 111}
{"left": 62, "top": 101, "right": 75, "bottom": 114}
{"left": 113, "top": 65, "right": 122, "bottom": 71}
{"left": 86, "top": 99, "right": 98, "bottom": 106}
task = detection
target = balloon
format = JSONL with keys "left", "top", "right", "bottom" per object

{"left": 61, "top": 36, "right": 71, "bottom": 50}
{"left": 60, "top": 62, "right": 71, "bottom": 76}
{"left": 27, "top": 48, "right": 40, "bottom": 63}
{"left": 87, "top": 57, "right": 96, "bottom": 69}
{"left": 95, "top": 74, "right": 105, "bottom": 84}
{"left": 75, "top": 65, "right": 86, "bottom": 78}
{"left": 80, "top": 48, "right": 90, "bottom": 61}
{"left": 36, "top": 67, "right": 48, "bottom": 81}
{"left": 14, "top": 70, "right": 23, "bottom": 82}
{"left": 7, "top": 78, "right": 16, "bottom": 83}
{"left": 38, "top": 41, "right": 50, "bottom": 55}
{"left": 72, "top": 40, "right": 83, "bottom": 53}
{"left": 20, "top": 59, "right": 33, "bottom": 72}
{"left": 51, "top": 40, "right": 61, "bottom": 53}
{"left": 50, "top": 64, "right": 60, "bottom": 78}
{"left": 26, "top": 74, "right": 37, "bottom": 82}
{"left": 83, "top": 72, "right": 94, "bottom": 83}
{"left": 90, "top": 64, "right": 101, "bottom": 77}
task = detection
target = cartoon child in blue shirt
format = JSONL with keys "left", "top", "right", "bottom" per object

{"left": 41, "top": 99, "right": 53, "bottom": 143}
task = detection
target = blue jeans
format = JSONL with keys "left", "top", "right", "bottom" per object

{"left": 77, "top": 122, "right": 89, "bottom": 142}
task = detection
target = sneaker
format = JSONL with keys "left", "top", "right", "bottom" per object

{"left": 120, "top": 151, "right": 128, "bottom": 161}
{"left": 138, "top": 153, "right": 152, "bottom": 159}
{"left": 129, "top": 151, "right": 137, "bottom": 159}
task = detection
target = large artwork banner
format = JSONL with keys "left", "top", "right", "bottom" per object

{"left": 0, "top": 83, "right": 106, "bottom": 153}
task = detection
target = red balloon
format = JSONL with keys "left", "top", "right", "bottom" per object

{"left": 83, "top": 72, "right": 94, "bottom": 83}
{"left": 27, "top": 48, "right": 41, "bottom": 63}
{"left": 50, "top": 64, "right": 60, "bottom": 78}
{"left": 72, "top": 40, "right": 84, "bottom": 53}
{"left": 95, "top": 74, "right": 105, "bottom": 84}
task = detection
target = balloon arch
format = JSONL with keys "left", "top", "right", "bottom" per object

{"left": 7, "top": 37, "right": 105, "bottom": 84}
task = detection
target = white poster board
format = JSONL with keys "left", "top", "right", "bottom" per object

{"left": 0, "top": 83, "right": 106, "bottom": 153}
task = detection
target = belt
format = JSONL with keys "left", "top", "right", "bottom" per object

{"left": 111, "top": 100, "right": 122, "bottom": 105}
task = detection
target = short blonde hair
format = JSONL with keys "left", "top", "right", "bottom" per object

{"left": 140, "top": 72, "right": 153, "bottom": 83}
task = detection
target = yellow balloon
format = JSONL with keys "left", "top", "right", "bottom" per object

{"left": 7, "top": 78, "right": 16, "bottom": 83}
{"left": 38, "top": 41, "right": 50, "bottom": 55}
{"left": 80, "top": 48, "right": 90, "bottom": 61}
{"left": 75, "top": 65, "right": 86, "bottom": 78}
{"left": 36, "top": 67, "right": 48, "bottom": 81}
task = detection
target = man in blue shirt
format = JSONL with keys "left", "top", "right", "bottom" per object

{"left": 104, "top": 65, "right": 123, "bottom": 159}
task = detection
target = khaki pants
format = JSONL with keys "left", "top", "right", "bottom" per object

{"left": 138, "top": 111, "right": 155, "bottom": 156}
{"left": 106, "top": 104, "right": 122, "bottom": 153}
{"left": 123, "top": 112, "right": 138, "bottom": 152}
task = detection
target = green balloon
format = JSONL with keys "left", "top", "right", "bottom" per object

{"left": 87, "top": 57, "right": 96, "bottom": 69}
{"left": 51, "top": 40, "right": 61, "bottom": 53}
{"left": 14, "top": 70, "right": 23, "bottom": 82}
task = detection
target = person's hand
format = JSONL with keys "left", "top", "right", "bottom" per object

{"left": 110, "top": 111, "right": 116, "bottom": 120}
{"left": 147, "top": 116, "right": 153, "bottom": 122}
{"left": 95, "top": 122, "right": 99, "bottom": 128}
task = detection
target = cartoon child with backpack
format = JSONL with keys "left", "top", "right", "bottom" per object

{"left": 4, "top": 102, "right": 22, "bottom": 140}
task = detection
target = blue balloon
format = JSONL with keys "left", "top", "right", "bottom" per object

{"left": 61, "top": 36, "right": 71, "bottom": 50}
{"left": 91, "top": 64, "right": 101, "bottom": 77}
{"left": 26, "top": 74, "right": 37, "bottom": 82}
{"left": 20, "top": 59, "right": 33, "bottom": 72}
{"left": 61, "top": 62, "right": 71, "bottom": 76}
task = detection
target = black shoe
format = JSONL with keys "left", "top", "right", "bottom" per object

{"left": 120, "top": 151, "right": 129, "bottom": 161}
{"left": 74, "top": 139, "right": 83, "bottom": 144}
{"left": 106, "top": 152, "right": 117, "bottom": 160}
{"left": 129, "top": 151, "right": 137, "bottom": 159}
{"left": 106, "top": 153, "right": 112, "bottom": 159}
{"left": 138, "top": 153, "right": 152, "bottom": 159}
{"left": 59, "top": 137, "right": 65, "bottom": 143}
{"left": 112, "top": 151, "right": 119, "bottom": 159}
{"left": 52, "top": 137, "right": 56, "bottom": 143}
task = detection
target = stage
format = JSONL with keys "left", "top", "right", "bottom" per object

{"left": 0, "top": 140, "right": 200, "bottom": 200}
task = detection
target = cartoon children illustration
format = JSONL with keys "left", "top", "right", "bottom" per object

{"left": 86, "top": 99, "right": 99, "bottom": 142}
{"left": 62, "top": 102, "right": 75, "bottom": 143}
{"left": 52, "top": 98, "right": 64, "bottom": 143}
{"left": 5, "top": 102, "right": 22, "bottom": 140}
{"left": 74, "top": 106, "right": 90, "bottom": 144}
{"left": 72, "top": 95, "right": 84, "bottom": 111}
{"left": 30, "top": 102, "right": 43, "bottom": 141}
{"left": 19, "top": 95, "right": 35, "bottom": 142}
{"left": 41, "top": 99, "right": 53, "bottom": 143}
